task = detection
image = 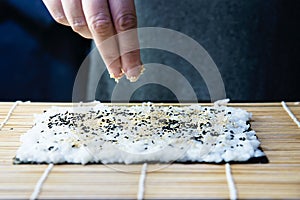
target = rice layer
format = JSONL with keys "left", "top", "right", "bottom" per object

{"left": 15, "top": 102, "right": 265, "bottom": 164}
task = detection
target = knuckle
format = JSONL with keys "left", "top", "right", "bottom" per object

{"left": 116, "top": 13, "right": 137, "bottom": 31}
{"left": 102, "top": 52, "right": 120, "bottom": 63}
{"left": 123, "top": 50, "right": 140, "bottom": 62}
{"left": 88, "top": 13, "right": 112, "bottom": 36}
{"left": 71, "top": 18, "right": 88, "bottom": 33}
{"left": 72, "top": 24, "right": 87, "bottom": 33}
{"left": 53, "top": 15, "right": 68, "bottom": 25}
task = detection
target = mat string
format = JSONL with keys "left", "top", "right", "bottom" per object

{"left": 281, "top": 101, "right": 300, "bottom": 128}
{"left": 225, "top": 163, "right": 237, "bottom": 200}
{"left": 137, "top": 163, "right": 148, "bottom": 200}
{"left": 0, "top": 101, "right": 21, "bottom": 131}
{"left": 30, "top": 163, "right": 54, "bottom": 200}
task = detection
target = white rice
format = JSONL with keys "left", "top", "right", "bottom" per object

{"left": 15, "top": 101, "right": 265, "bottom": 164}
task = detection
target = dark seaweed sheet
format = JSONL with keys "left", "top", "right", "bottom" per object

{"left": 13, "top": 147, "right": 268, "bottom": 165}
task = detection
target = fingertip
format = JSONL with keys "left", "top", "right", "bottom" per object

{"left": 109, "top": 71, "right": 124, "bottom": 82}
{"left": 124, "top": 64, "right": 145, "bottom": 82}
{"left": 107, "top": 62, "right": 124, "bottom": 82}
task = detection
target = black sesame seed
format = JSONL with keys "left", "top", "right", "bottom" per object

{"left": 48, "top": 146, "right": 54, "bottom": 151}
{"left": 205, "top": 122, "right": 212, "bottom": 127}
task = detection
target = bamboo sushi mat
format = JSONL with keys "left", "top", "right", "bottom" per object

{"left": 0, "top": 102, "right": 300, "bottom": 199}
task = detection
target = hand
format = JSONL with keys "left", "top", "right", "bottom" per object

{"left": 42, "top": 0, "right": 143, "bottom": 82}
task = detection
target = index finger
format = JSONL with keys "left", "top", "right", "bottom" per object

{"left": 82, "top": 0, "right": 124, "bottom": 80}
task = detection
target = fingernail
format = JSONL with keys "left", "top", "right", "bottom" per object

{"left": 125, "top": 65, "right": 145, "bottom": 82}
{"left": 109, "top": 71, "right": 124, "bottom": 83}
